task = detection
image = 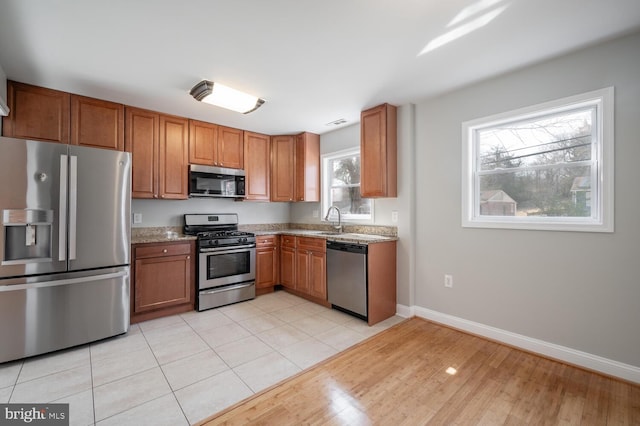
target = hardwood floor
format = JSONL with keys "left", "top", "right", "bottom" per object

{"left": 198, "top": 317, "right": 640, "bottom": 425}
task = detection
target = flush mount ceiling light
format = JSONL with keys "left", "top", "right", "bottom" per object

{"left": 190, "top": 80, "right": 265, "bottom": 114}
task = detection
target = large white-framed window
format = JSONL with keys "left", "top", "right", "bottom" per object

{"left": 462, "top": 87, "right": 614, "bottom": 232}
{"left": 321, "top": 147, "right": 373, "bottom": 222}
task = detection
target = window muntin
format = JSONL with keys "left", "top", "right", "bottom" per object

{"left": 462, "top": 88, "right": 613, "bottom": 232}
{"left": 322, "top": 148, "right": 372, "bottom": 221}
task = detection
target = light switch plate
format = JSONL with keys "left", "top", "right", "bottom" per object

{"left": 133, "top": 213, "right": 142, "bottom": 224}
{"left": 391, "top": 211, "right": 398, "bottom": 223}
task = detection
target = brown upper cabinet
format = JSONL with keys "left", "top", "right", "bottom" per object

{"left": 295, "top": 132, "right": 320, "bottom": 202}
{"left": 271, "top": 135, "right": 295, "bottom": 202}
{"left": 3, "top": 81, "right": 125, "bottom": 151}
{"left": 125, "top": 107, "right": 189, "bottom": 199}
{"left": 71, "top": 95, "right": 124, "bottom": 151}
{"left": 243, "top": 131, "right": 271, "bottom": 201}
{"left": 3, "top": 81, "right": 70, "bottom": 144}
{"left": 217, "top": 125, "right": 244, "bottom": 169}
{"left": 360, "top": 103, "right": 397, "bottom": 198}
{"left": 270, "top": 132, "right": 320, "bottom": 203}
{"left": 189, "top": 120, "right": 243, "bottom": 169}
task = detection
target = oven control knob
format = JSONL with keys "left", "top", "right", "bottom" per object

{"left": 214, "top": 240, "right": 219, "bottom": 245}
{"left": 240, "top": 237, "right": 247, "bottom": 243}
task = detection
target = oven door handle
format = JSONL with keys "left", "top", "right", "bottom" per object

{"left": 199, "top": 244, "right": 256, "bottom": 253}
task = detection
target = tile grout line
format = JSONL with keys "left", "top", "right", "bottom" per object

{"left": 7, "top": 360, "right": 24, "bottom": 403}
{"left": 89, "top": 343, "right": 96, "bottom": 426}
{"left": 137, "top": 317, "right": 191, "bottom": 426}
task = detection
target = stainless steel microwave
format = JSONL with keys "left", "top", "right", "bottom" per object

{"left": 189, "top": 165, "right": 246, "bottom": 198}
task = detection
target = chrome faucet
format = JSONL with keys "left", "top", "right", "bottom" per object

{"left": 324, "top": 206, "right": 342, "bottom": 233}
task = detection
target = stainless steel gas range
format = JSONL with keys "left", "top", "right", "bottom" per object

{"left": 183, "top": 213, "right": 256, "bottom": 311}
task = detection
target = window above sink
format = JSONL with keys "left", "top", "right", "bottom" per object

{"left": 321, "top": 147, "right": 374, "bottom": 223}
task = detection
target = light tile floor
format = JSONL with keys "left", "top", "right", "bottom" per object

{"left": 0, "top": 290, "right": 404, "bottom": 425}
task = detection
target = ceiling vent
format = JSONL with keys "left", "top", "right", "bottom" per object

{"left": 325, "top": 118, "right": 347, "bottom": 126}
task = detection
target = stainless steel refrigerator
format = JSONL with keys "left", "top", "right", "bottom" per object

{"left": 0, "top": 136, "right": 131, "bottom": 363}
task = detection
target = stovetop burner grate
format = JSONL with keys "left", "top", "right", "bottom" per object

{"left": 196, "top": 230, "right": 255, "bottom": 239}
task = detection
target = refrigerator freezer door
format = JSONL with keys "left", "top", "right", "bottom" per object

{"left": 0, "top": 267, "right": 130, "bottom": 363}
{"left": 0, "top": 137, "right": 68, "bottom": 278}
{"left": 68, "top": 145, "right": 131, "bottom": 271}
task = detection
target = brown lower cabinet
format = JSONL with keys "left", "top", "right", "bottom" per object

{"left": 255, "top": 235, "right": 279, "bottom": 295}
{"left": 279, "top": 235, "right": 296, "bottom": 290}
{"left": 279, "top": 235, "right": 397, "bottom": 325}
{"left": 280, "top": 236, "right": 328, "bottom": 305}
{"left": 131, "top": 240, "right": 195, "bottom": 323}
{"left": 296, "top": 237, "right": 326, "bottom": 300}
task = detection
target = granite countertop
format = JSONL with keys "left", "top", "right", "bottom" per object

{"left": 131, "top": 227, "right": 196, "bottom": 244}
{"left": 255, "top": 229, "right": 397, "bottom": 244}
{"left": 132, "top": 224, "right": 397, "bottom": 245}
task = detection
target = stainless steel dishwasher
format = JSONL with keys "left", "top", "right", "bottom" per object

{"left": 326, "top": 240, "right": 368, "bottom": 320}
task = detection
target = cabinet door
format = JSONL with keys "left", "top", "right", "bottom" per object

{"left": 159, "top": 115, "right": 189, "bottom": 199}
{"left": 360, "top": 103, "right": 397, "bottom": 197}
{"left": 3, "top": 81, "right": 70, "bottom": 144}
{"left": 126, "top": 107, "right": 159, "bottom": 199}
{"left": 271, "top": 135, "right": 295, "bottom": 202}
{"left": 295, "top": 250, "right": 311, "bottom": 295}
{"left": 295, "top": 132, "right": 320, "bottom": 202}
{"left": 243, "top": 131, "right": 271, "bottom": 201}
{"left": 71, "top": 95, "right": 124, "bottom": 151}
{"left": 280, "top": 246, "right": 296, "bottom": 289}
{"left": 218, "top": 126, "right": 244, "bottom": 169}
{"left": 256, "top": 247, "right": 278, "bottom": 289}
{"left": 189, "top": 119, "right": 217, "bottom": 166}
{"left": 134, "top": 254, "right": 191, "bottom": 313}
{"left": 308, "top": 251, "right": 327, "bottom": 300}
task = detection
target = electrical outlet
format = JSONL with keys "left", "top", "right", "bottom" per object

{"left": 391, "top": 210, "right": 398, "bottom": 223}
{"left": 444, "top": 274, "right": 453, "bottom": 288}
{"left": 312, "top": 210, "right": 319, "bottom": 218}
{"left": 133, "top": 213, "right": 142, "bottom": 224}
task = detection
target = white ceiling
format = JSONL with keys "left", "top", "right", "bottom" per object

{"left": 1, "top": 0, "right": 639, "bottom": 135}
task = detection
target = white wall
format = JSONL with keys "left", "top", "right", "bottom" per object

{"left": 413, "top": 31, "right": 640, "bottom": 368}
{"left": 131, "top": 198, "right": 290, "bottom": 227}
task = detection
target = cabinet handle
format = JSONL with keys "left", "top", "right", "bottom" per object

{"left": 186, "top": 255, "right": 190, "bottom": 259}
{"left": 163, "top": 249, "right": 168, "bottom": 253}
{"left": 153, "top": 194, "right": 158, "bottom": 199}
{"left": 161, "top": 195, "right": 165, "bottom": 199}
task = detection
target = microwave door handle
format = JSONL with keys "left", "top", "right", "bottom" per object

{"left": 58, "top": 155, "right": 67, "bottom": 261}
{"left": 69, "top": 155, "right": 78, "bottom": 260}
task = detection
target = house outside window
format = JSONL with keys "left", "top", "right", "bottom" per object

{"left": 321, "top": 148, "right": 372, "bottom": 222}
{"left": 462, "top": 87, "right": 614, "bottom": 232}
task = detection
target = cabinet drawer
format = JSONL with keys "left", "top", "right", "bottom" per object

{"left": 135, "top": 242, "right": 192, "bottom": 259}
{"left": 297, "top": 236, "right": 326, "bottom": 252}
{"left": 281, "top": 235, "right": 297, "bottom": 248}
{"left": 256, "top": 235, "right": 278, "bottom": 248}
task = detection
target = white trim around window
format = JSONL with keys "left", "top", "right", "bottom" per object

{"left": 321, "top": 147, "right": 374, "bottom": 223}
{"left": 461, "top": 87, "right": 614, "bottom": 232}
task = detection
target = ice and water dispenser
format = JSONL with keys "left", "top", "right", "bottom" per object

{"left": 2, "top": 209, "right": 53, "bottom": 265}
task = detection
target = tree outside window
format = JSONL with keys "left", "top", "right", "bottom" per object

{"left": 322, "top": 148, "right": 372, "bottom": 221}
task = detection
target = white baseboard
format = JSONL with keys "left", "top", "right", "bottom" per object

{"left": 395, "top": 304, "right": 413, "bottom": 318}
{"left": 398, "top": 305, "right": 640, "bottom": 384}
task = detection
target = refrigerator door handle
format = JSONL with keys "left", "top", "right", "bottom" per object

{"left": 0, "top": 270, "right": 129, "bottom": 292}
{"left": 69, "top": 155, "right": 78, "bottom": 260}
{"left": 59, "top": 154, "right": 68, "bottom": 261}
